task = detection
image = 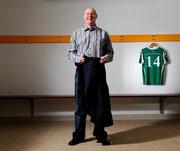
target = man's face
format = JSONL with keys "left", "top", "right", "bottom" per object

{"left": 83, "top": 8, "right": 97, "bottom": 27}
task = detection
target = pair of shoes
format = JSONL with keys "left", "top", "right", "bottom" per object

{"left": 96, "top": 138, "right": 111, "bottom": 145}
{"left": 68, "top": 138, "right": 85, "bottom": 146}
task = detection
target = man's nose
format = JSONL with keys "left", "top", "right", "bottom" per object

{"left": 88, "top": 14, "right": 93, "bottom": 17}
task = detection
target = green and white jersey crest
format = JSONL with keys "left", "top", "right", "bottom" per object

{"left": 139, "top": 47, "right": 168, "bottom": 85}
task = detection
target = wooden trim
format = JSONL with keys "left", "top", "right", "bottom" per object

{"left": 0, "top": 34, "right": 180, "bottom": 43}
{"left": 27, "top": 35, "right": 59, "bottom": 43}
{"left": 0, "top": 36, "right": 27, "bottom": 43}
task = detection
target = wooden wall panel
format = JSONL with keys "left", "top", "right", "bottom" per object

{"left": 0, "top": 34, "right": 180, "bottom": 43}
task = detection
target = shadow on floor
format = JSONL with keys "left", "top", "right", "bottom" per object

{"left": 110, "top": 120, "right": 180, "bottom": 145}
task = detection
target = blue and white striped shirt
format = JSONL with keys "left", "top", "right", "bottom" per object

{"left": 68, "top": 26, "right": 114, "bottom": 63}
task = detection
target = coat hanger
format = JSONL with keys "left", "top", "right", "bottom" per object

{"left": 149, "top": 42, "right": 159, "bottom": 48}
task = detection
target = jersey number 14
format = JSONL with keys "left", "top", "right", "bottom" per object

{"left": 147, "top": 56, "right": 160, "bottom": 67}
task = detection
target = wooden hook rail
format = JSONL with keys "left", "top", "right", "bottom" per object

{"left": 0, "top": 34, "right": 180, "bottom": 43}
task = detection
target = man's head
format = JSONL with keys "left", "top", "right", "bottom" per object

{"left": 83, "top": 7, "right": 97, "bottom": 27}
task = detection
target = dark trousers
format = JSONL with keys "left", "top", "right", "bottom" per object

{"left": 72, "top": 56, "right": 112, "bottom": 139}
{"left": 73, "top": 109, "right": 107, "bottom": 140}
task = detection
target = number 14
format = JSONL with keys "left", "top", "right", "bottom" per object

{"left": 147, "top": 56, "right": 160, "bottom": 67}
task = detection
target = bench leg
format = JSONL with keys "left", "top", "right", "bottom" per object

{"left": 159, "top": 96, "right": 166, "bottom": 114}
{"left": 29, "top": 98, "right": 34, "bottom": 116}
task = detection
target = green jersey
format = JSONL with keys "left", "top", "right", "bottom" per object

{"left": 139, "top": 47, "right": 168, "bottom": 85}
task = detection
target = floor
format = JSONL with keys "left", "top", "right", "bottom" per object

{"left": 0, "top": 119, "right": 180, "bottom": 151}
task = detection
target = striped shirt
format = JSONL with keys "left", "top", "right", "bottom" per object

{"left": 68, "top": 26, "right": 114, "bottom": 63}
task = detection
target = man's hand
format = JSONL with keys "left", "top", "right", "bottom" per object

{"left": 78, "top": 56, "right": 85, "bottom": 64}
{"left": 100, "top": 56, "right": 107, "bottom": 64}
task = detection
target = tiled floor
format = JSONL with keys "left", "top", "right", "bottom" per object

{"left": 0, "top": 120, "right": 180, "bottom": 151}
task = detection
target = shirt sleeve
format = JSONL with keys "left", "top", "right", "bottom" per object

{"left": 139, "top": 50, "right": 144, "bottom": 64}
{"left": 103, "top": 32, "right": 114, "bottom": 63}
{"left": 68, "top": 31, "right": 80, "bottom": 63}
{"left": 163, "top": 50, "right": 169, "bottom": 64}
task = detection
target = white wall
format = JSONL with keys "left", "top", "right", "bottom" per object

{"left": 1, "top": 0, "right": 180, "bottom": 34}
{"left": 0, "top": 0, "right": 180, "bottom": 118}
{"left": 1, "top": 0, "right": 180, "bottom": 95}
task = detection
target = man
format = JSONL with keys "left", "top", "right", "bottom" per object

{"left": 68, "top": 7, "right": 114, "bottom": 146}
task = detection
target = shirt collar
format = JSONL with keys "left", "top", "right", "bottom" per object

{"left": 84, "top": 25, "right": 97, "bottom": 31}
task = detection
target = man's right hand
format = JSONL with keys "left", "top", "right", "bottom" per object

{"left": 78, "top": 56, "right": 85, "bottom": 64}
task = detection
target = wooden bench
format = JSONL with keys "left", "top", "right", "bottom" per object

{"left": 0, "top": 94, "right": 179, "bottom": 116}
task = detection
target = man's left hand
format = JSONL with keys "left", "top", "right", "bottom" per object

{"left": 100, "top": 56, "right": 107, "bottom": 64}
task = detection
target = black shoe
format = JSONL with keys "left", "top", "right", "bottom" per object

{"left": 68, "top": 138, "right": 85, "bottom": 146}
{"left": 96, "top": 138, "right": 111, "bottom": 145}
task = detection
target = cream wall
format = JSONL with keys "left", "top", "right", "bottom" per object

{"left": 0, "top": 0, "right": 180, "bottom": 118}
{"left": 0, "top": 0, "right": 180, "bottom": 34}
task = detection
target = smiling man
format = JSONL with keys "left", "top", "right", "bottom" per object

{"left": 68, "top": 7, "right": 114, "bottom": 146}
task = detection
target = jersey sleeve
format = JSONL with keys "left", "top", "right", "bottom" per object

{"left": 163, "top": 50, "right": 169, "bottom": 64}
{"left": 139, "top": 50, "right": 144, "bottom": 64}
